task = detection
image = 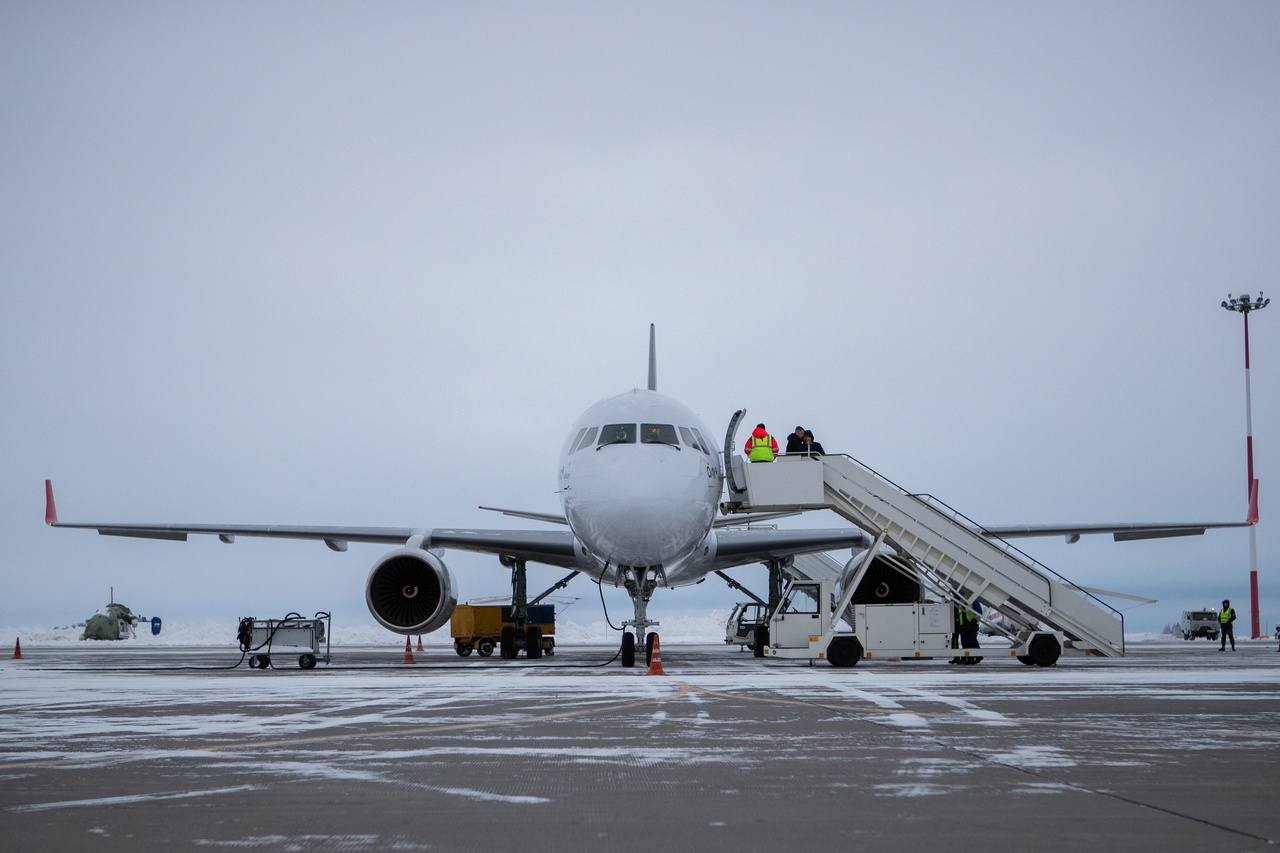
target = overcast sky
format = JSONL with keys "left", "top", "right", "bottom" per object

{"left": 3, "top": 2, "right": 1278, "bottom": 636}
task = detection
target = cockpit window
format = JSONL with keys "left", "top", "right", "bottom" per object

{"left": 679, "top": 427, "right": 704, "bottom": 453}
{"left": 572, "top": 427, "right": 598, "bottom": 453}
{"left": 640, "top": 423, "right": 679, "bottom": 447}
{"left": 598, "top": 423, "right": 636, "bottom": 445}
{"left": 691, "top": 428, "right": 712, "bottom": 455}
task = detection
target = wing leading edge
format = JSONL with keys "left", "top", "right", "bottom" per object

{"left": 44, "top": 481, "right": 580, "bottom": 567}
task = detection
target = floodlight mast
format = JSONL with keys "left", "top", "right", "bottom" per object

{"left": 1221, "top": 292, "right": 1269, "bottom": 639}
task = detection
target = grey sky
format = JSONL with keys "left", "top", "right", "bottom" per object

{"left": 3, "top": 2, "right": 1277, "bottom": 635}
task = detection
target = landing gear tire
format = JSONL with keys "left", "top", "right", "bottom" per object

{"left": 645, "top": 632, "right": 658, "bottom": 667}
{"left": 477, "top": 638, "right": 495, "bottom": 657}
{"left": 500, "top": 626, "right": 518, "bottom": 659}
{"left": 621, "top": 632, "right": 636, "bottom": 668}
{"left": 826, "top": 636, "right": 863, "bottom": 668}
{"left": 1029, "top": 634, "right": 1061, "bottom": 667}
{"left": 299, "top": 654, "right": 317, "bottom": 669}
{"left": 526, "top": 626, "right": 543, "bottom": 659}
{"left": 455, "top": 643, "right": 473, "bottom": 657}
{"left": 753, "top": 625, "right": 769, "bottom": 658}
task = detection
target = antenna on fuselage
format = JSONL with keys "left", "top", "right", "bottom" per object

{"left": 647, "top": 323, "right": 657, "bottom": 391}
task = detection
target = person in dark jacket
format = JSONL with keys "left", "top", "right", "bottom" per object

{"left": 785, "top": 426, "right": 806, "bottom": 455}
{"left": 800, "top": 430, "right": 825, "bottom": 458}
{"left": 1219, "top": 599, "right": 1236, "bottom": 651}
{"left": 950, "top": 600, "right": 983, "bottom": 664}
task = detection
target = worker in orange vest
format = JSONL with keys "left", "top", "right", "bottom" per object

{"left": 744, "top": 424, "right": 778, "bottom": 462}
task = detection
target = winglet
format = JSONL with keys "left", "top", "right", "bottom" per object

{"left": 1247, "top": 478, "right": 1259, "bottom": 525}
{"left": 45, "top": 480, "right": 59, "bottom": 526}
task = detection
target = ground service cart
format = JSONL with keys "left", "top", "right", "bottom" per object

{"left": 451, "top": 604, "right": 555, "bottom": 658}
{"left": 236, "top": 611, "right": 331, "bottom": 670}
{"left": 725, "top": 602, "right": 769, "bottom": 649}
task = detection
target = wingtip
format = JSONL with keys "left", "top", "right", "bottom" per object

{"left": 44, "top": 479, "right": 58, "bottom": 526}
{"left": 1247, "top": 478, "right": 1259, "bottom": 525}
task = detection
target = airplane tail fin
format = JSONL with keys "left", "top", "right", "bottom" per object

{"left": 647, "top": 323, "right": 657, "bottom": 391}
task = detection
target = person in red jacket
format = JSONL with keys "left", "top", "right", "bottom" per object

{"left": 744, "top": 424, "right": 778, "bottom": 462}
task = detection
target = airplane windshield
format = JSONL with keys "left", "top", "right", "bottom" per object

{"left": 640, "top": 423, "right": 679, "bottom": 447}
{"left": 599, "top": 423, "right": 637, "bottom": 445}
{"left": 679, "top": 427, "right": 704, "bottom": 453}
{"left": 572, "top": 427, "right": 598, "bottom": 453}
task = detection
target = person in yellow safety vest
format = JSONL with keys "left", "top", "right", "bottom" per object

{"left": 1219, "top": 599, "right": 1236, "bottom": 651}
{"left": 950, "top": 600, "right": 983, "bottom": 665}
{"left": 744, "top": 423, "right": 778, "bottom": 462}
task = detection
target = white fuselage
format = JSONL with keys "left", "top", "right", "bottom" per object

{"left": 556, "top": 389, "right": 724, "bottom": 587}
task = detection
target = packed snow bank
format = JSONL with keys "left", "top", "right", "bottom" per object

{"left": 1, "top": 613, "right": 1188, "bottom": 648}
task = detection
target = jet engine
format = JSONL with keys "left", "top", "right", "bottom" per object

{"left": 365, "top": 548, "right": 457, "bottom": 634}
{"left": 839, "top": 550, "right": 921, "bottom": 606}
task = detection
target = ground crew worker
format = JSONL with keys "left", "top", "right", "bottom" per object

{"left": 744, "top": 423, "right": 778, "bottom": 462}
{"left": 951, "top": 600, "right": 983, "bottom": 665}
{"left": 1219, "top": 599, "right": 1236, "bottom": 651}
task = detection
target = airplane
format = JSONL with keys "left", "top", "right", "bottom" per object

{"left": 45, "top": 326, "right": 1256, "bottom": 667}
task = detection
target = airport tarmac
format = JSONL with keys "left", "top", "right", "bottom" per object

{"left": 3, "top": 638, "right": 1279, "bottom": 852}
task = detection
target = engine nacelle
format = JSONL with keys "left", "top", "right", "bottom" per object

{"left": 839, "top": 550, "right": 922, "bottom": 606}
{"left": 365, "top": 548, "right": 457, "bottom": 635}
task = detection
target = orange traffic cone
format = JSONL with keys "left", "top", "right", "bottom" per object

{"left": 416, "top": 634, "right": 424, "bottom": 652}
{"left": 648, "top": 636, "right": 665, "bottom": 675}
{"left": 12, "top": 637, "right": 21, "bottom": 659}
{"left": 403, "top": 635, "right": 416, "bottom": 665}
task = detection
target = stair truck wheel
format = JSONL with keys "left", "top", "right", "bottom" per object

{"left": 621, "top": 632, "right": 636, "bottom": 668}
{"left": 826, "top": 636, "right": 863, "bottom": 668}
{"left": 299, "top": 654, "right": 316, "bottom": 669}
{"left": 455, "top": 642, "right": 473, "bottom": 657}
{"left": 1017, "top": 655, "right": 1035, "bottom": 666}
{"left": 1029, "top": 634, "right": 1061, "bottom": 667}
{"left": 248, "top": 655, "right": 262, "bottom": 669}
{"left": 476, "top": 638, "right": 495, "bottom": 657}
{"left": 526, "top": 626, "right": 543, "bottom": 659}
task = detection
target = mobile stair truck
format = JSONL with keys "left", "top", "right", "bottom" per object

{"left": 720, "top": 415, "right": 1125, "bottom": 667}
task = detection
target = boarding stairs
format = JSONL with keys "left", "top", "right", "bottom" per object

{"left": 725, "top": 453, "right": 1124, "bottom": 658}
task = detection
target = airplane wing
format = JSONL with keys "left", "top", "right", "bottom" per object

{"left": 980, "top": 478, "right": 1258, "bottom": 542}
{"left": 711, "top": 527, "right": 869, "bottom": 570}
{"left": 44, "top": 481, "right": 580, "bottom": 567}
{"left": 978, "top": 520, "right": 1253, "bottom": 543}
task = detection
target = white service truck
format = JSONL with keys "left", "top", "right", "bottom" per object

{"left": 1179, "top": 609, "right": 1220, "bottom": 641}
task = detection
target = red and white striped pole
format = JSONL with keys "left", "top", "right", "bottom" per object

{"left": 1223, "top": 292, "right": 1269, "bottom": 639}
